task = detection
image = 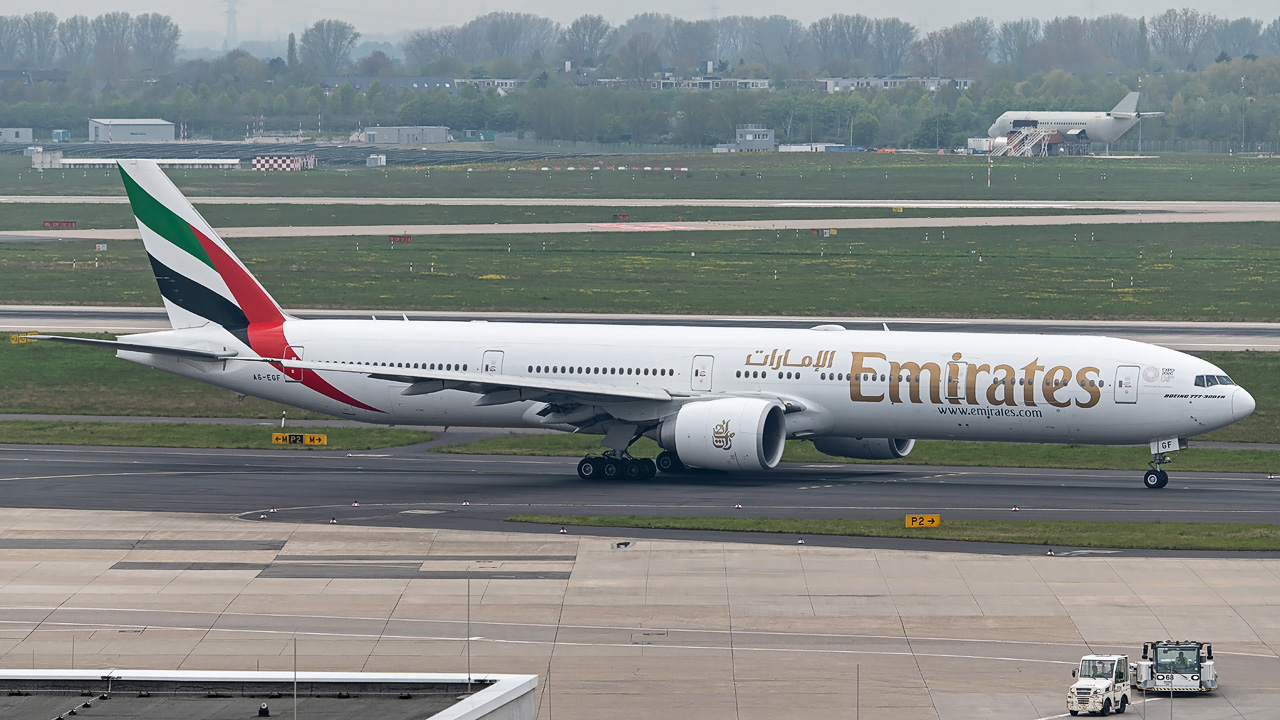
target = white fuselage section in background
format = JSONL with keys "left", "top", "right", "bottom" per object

{"left": 119, "top": 319, "right": 1252, "bottom": 447}
{"left": 987, "top": 111, "right": 1140, "bottom": 144}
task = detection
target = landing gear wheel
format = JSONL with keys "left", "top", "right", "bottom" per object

{"left": 600, "top": 459, "right": 620, "bottom": 479}
{"left": 622, "top": 459, "right": 644, "bottom": 480}
{"left": 1156, "top": 470, "right": 1169, "bottom": 488}
{"left": 1143, "top": 470, "right": 1162, "bottom": 489}
{"left": 1116, "top": 696, "right": 1128, "bottom": 714}
{"left": 640, "top": 458, "right": 657, "bottom": 480}
{"left": 1100, "top": 697, "right": 1112, "bottom": 716}
{"left": 656, "top": 450, "right": 684, "bottom": 474}
{"left": 577, "top": 457, "right": 599, "bottom": 480}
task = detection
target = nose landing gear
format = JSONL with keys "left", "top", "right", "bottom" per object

{"left": 1143, "top": 453, "right": 1171, "bottom": 489}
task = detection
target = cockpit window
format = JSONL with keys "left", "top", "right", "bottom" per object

{"left": 1195, "top": 376, "right": 1205, "bottom": 387}
{"left": 1205, "top": 375, "right": 1218, "bottom": 387}
{"left": 1217, "top": 375, "right": 1235, "bottom": 385}
{"left": 1195, "top": 374, "right": 1235, "bottom": 387}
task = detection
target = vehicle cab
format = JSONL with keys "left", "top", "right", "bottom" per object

{"left": 1068, "top": 654, "right": 1130, "bottom": 716}
{"left": 1132, "top": 640, "right": 1217, "bottom": 692}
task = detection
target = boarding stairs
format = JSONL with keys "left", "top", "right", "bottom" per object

{"left": 992, "top": 128, "right": 1056, "bottom": 157}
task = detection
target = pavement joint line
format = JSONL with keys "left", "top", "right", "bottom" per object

{"left": 2, "top": 604, "right": 1254, "bottom": 655}
{"left": 1033, "top": 697, "right": 1161, "bottom": 720}
{"left": 0, "top": 616, "right": 1087, "bottom": 664}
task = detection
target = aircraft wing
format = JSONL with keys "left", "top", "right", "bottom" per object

{"left": 30, "top": 335, "right": 239, "bottom": 361}
{"left": 261, "top": 357, "right": 678, "bottom": 405}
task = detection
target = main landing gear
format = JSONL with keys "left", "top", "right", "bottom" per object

{"left": 576, "top": 453, "right": 657, "bottom": 481}
{"left": 1143, "top": 453, "right": 1172, "bottom": 489}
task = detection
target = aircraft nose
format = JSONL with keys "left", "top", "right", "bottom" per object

{"left": 1233, "top": 387, "right": 1256, "bottom": 422}
{"left": 987, "top": 123, "right": 998, "bottom": 136}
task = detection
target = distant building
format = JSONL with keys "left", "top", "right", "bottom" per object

{"left": 362, "top": 126, "right": 450, "bottom": 145}
{"left": 322, "top": 76, "right": 457, "bottom": 95}
{"left": 714, "top": 124, "right": 776, "bottom": 153}
{"left": 0, "top": 69, "right": 68, "bottom": 85}
{"left": 89, "top": 118, "right": 175, "bottom": 143}
{"left": 457, "top": 78, "right": 526, "bottom": 92}
{"left": 0, "top": 128, "right": 33, "bottom": 143}
{"left": 31, "top": 149, "right": 239, "bottom": 170}
{"left": 818, "top": 76, "right": 972, "bottom": 93}
{"left": 252, "top": 153, "right": 316, "bottom": 171}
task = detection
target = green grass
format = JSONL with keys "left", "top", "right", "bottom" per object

{"left": 5, "top": 153, "right": 1280, "bottom": 201}
{"left": 0, "top": 201, "right": 1117, "bottom": 231}
{"left": 441, "top": 434, "right": 1280, "bottom": 472}
{"left": 0, "top": 333, "right": 328, "bottom": 418}
{"left": 3, "top": 222, "right": 1280, "bottom": 321}
{"left": 0, "top": 420, "right": 431, "bottom": 449}
{"left": 507, "top": 515, "right": 1280, "bottom": 551}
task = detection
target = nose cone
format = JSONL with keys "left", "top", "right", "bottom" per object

{"left": 987, "top": 122, "right": 999, "bottom": 137}
{"left": 1233, "top": 387, "right": 1256, "bottom": 422}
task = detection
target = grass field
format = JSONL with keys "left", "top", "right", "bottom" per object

{"left": 438, "top": 434, "right": 1280, "bottom": 472}
{"left": 4, "top": 153, "right": 1279, "bottom": 201}
{"left": 0, "top": 334, "right": 327, "bottom": 418}
{"left": 509, "top": 515, "right": 1280, "bottom": 551}
{"left": 0, "top": 202, "right": 1115, "bottom": 231}
{"left": 0, "top": 420, "right": 430, "bottom": 449}
{"left": 3, "top": 222, "right": 1279, "bottom": 321}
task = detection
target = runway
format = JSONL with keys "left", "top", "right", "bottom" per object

{"left": 6, "top": 304, "right": 1279, "bottom": 351}
{"left": 4, "top": 442, "right": 1278, "bottom": 557}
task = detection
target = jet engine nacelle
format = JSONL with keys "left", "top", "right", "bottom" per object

{"left": 660, "top": 398, "right": 786, "bottom": 471}
{"left": 812, "top": 437, "right": 915, "bottom": 460}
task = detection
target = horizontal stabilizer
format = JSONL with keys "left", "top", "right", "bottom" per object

{"left": 31, "top": 335, "right": 239, "bottom": 361}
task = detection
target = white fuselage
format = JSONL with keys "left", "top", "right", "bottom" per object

{"left": 119, "top": 319, "right": 1251, "bottom": 447}
{"left": 987, "top": 111, "right": 1139, "bottom": 144}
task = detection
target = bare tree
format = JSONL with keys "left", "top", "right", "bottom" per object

{"left": 518, "top": 15, "right": 560, "bottom": 63}
{"left": 485, "top": 12, "right": 524, "bottom": 57}
{"left": 20, "top": 12, "right": 58, "bottom": 68}
{"left": 871, "top": 17, "right": 916, "bottom": 74}
{"left": 57, "top": 15, "right": 92, "bottom": 69}
{"left": 0, "top": 16, "right": 19, "bottom": 68}
{"left": 944, "top": 17, "right": 994, "bottom": 74}
{"left": 1035, "top": 16, "right": 1098, "bottom": 74}
{"left": 911, "top": 30, "right": 945, "bottom": 76}
{"left": 743, "top": 15, "right": 807, "bottom": 68}
{"left": 91, "top": 12, "right": 132, "bottom": 77}
{"left": 1212, "top": 17, "right": 1262, "bottom": 58}
{"left": 836, "top": 14, "right": 873, "bottom": 62}
{"left": 616, "top": 13, "right": 672, "bottom": 50}
{"left": 561, "top": 14, "right": 614, "bottom": 67}
{"left": 809, "top": 16, "right": 842, "bottom": 63}
{"left": 615, "top": 31, "right": 660, "bottom": 81}
{"left": 300, "top": 18, "right": 359, "bottom": 75}
{"left": 132, "top": 13, "right": 180, "bottom": 73}
{"left": 402, "top": 27, "right": 457, "bottom": 68}
{"left": 1090, "top": 14, "right": 1141, "bottom": 68}
{"left": 1265, "top": 17, "right": 1280, "bottom": 55}
{"left": 1148, "top": 7, "right": 1216, "bottom": 69}
{"left": 712, "top": 16, "right": 750, "bottom": 64}
{"left": 996, "top": 19, "right": 1040, "bottom": 65}
{"left": 666, "top": 19, "right": 715, "bottom": 73}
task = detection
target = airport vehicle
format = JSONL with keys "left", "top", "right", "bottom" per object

{"left": 987, "top": 91, "right": 1164, "bottom": 145}
{"left": 1132, "top": 640, "right": 1217, "bottom": 692}
{"left": 35, "top": 160, "right": 1255, "bottom": 483}
{"left": 1068, "top": 654, "right": 1132, "bottom": 716}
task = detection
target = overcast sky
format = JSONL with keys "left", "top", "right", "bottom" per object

{"left": 36, "top": 0, "right": 1280, "bottom": 50}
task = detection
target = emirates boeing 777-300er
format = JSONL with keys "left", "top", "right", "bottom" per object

{"left": 37, "top": 160, "right": 1254, "bottom": 488}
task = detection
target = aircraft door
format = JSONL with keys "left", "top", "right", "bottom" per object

{"left": 483, "top": 350, "right": 504, "bottom": 375}
{"left": 691, "top": 355, "right": 714, "bottom": 391}
{"left": 1115, "top": 365, "right": 1139, "bottom": 404}
{"left": 283, "top": 345, "right": 305, "bottom": 382}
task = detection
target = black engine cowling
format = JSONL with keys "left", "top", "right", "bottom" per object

{"left": 658, "top": 398, "right": 787, "bottom": 471}
{"left": 811, "top": 437, "right": 915, "bottom": 460}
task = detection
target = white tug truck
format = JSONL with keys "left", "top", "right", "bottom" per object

{"left": 1132, "top": 640, "right": 1217, "bottom": 692}
{"left": 1068, "top": 654, "right": 1132, "bottom": 716}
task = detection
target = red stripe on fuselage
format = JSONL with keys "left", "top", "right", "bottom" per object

{"left": 193, "top": 224, "right": 383, "bottom": 414}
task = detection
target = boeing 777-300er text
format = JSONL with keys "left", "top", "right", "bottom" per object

{"left": 987, "top": 91, "right": 1165, "bottom": 146}
{"left": 36, "top": 160, "right": 1254, "bottom": 487}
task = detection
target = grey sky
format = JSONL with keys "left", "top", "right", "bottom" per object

{"left": 33, "top": 0, "right": 1280, "bottom": 51}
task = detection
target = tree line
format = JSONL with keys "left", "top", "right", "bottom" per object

{"left": 1, "top": 10, "right": 1279, "bottom": 149}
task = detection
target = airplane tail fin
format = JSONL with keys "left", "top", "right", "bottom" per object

{"left": 117, "top": 159, "right": 286, "bottom": 341}
{"left": 1111, "top": 91, "right": 1140, "bottom": 115}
